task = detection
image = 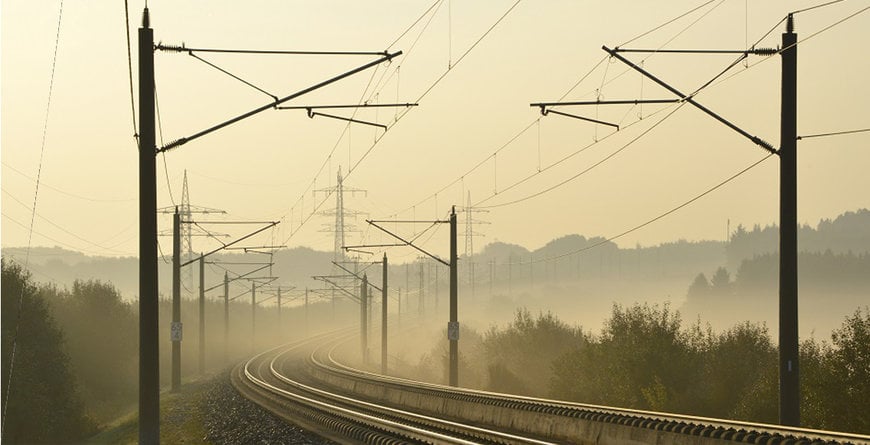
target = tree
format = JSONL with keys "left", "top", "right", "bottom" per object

{"left": 551, "top": 303, "right": 698, "bottom": 412}
{"left": 482, "top": 309, "right": 586, "bottom": 396}
{"left": 687, "top": 273, "right": 710, "bottom": 300}
{"left": 826, "top": 308, "right": 870, "bottom": 433}
{"left": 50, "top": 279, "right": 138, "bottom": 421}
{"left": 699, "top": 322, "right": 777, "bottom": 421}
{"left": 1, "top": 259, "right": 96, "bottom": 443}
{"left": 709, "top": 267, "right": 732, "bottom": 296}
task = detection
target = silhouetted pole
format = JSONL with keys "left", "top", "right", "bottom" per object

{"left": 449, "top": 206, "right": 459, "bottom": 387}
{"left": 780, "top": 14, "right": 799, "bottom": 427}
{"left": 530, "top": 255, "right": 534, "bottom": 288}
{"left": 435, "top": 265, "right": 439, "bottom": 310}
{"left": 398, "top": 288, "right": 402, "bottom": 327}
{"left": 251, "top": 283, "right": 256, "bottom": 352}
{"left": 224, "top": 272, "right": 230, "bottom": 363}
{"left": 171, "top": 207, "right": 182, "bottom": 393}
{"left": 490, "top": 259, "right": 494, "bottom": 295}
{"left": 419, "top": 261, "right": 424, "bottom": 316}
{"left": 305, "top": 288, "right": 309, "bottom": 336}
{"left": 382, "top": 254, "right": 388, "bottom": 374}
{"left": 508, "top": 258, "right": 512, "bottom": 295}
{"left": 361, "top": 274, "right": 368, "bottom": 363}
{"left": 138, "top": 7, "right": 159, "bottom": 443}
{"left": 277, "top": 286, "right": 282, "bottom": 335}
{"left": 198, "top": 253, "right": 205, "bottom": 375}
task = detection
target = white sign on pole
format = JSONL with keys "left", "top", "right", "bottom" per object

{"left": 447, "top": 321, "right": 459, "bottom": 341}
{"left": 171, "top": 321, "right": 183, "bottom": 342}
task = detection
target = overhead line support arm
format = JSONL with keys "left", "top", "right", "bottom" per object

{"left": 158, "top": 51, "right": 402, "bottom": 152}
{"left": 180, "top": 221, "right": 278, "bottom": 267}
{"left": 602, "top": 46, "right": 777, "bottom": 155}
{"left": 366, "top": 220, "right": 449, "bottom": 267}
{"left": 332, "top": 261, "right": 383, "bottom": 293}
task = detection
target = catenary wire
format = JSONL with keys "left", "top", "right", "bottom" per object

{"left": 3, "top": 0, "right": 64, "bottom": 436}
{"left": 124, "top": 0, "right": 138, "bottom": 142}
{"left": 798, "top": 127, "right": 870, "bottom": 140}
{"left": 389, "top": 0, "right": 729, "bottom": 220}
{"left": 279, "top": 1, "right": 523, "bottom": 246}
{"left": 1, "top": 189, "right": 135, "bottom": 256}
{"left": 1, "top": 161, "right": 135, "bottom": 203}
{"left": 503, "top": 152, "right": 775, "bottom": 266}
{"left": 475, "top": 103, "right": 686, "bottom": 209}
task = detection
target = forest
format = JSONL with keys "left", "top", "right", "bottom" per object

{"left": 408, "top": 305, "right": 869, "bottom": 435}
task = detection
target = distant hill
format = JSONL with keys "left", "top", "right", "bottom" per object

{"left": 3, "top": 208, "right": 867, "bottom": 305}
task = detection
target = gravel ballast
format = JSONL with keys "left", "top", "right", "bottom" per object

{"left": 202, "top": 371, "right": 335, "bottom": 445}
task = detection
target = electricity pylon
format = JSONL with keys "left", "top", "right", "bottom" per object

{"left": 461, "top": 191, "right": 489, "bottom": 297}
{"left": 315, "top": 167, "right": 366, "bottom": 263}
{"left": 158, "top": 170, "right": 226, "bottom": 297}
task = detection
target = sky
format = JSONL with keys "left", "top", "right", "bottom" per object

{"left": 2, "top": 0, "right": 869, "bottom": 262}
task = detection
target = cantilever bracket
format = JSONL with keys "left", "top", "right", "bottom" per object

{"left": 601, "top": 45, "right": 777, "bottom": 155}
{"left": 539, "top": 106, "right": 619, "bottom": 130}
{"left": 306, "top": 108, "right": 387, "bottom": 130}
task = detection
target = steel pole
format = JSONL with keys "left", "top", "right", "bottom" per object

{"left": 138, "top": 8, "right": 159, "bottom": 443}
{"left": 198, "top": 254, "right": 205, "bottom": 375}
{"left": 223, "top": 272, "right": 228, "bottom": 363}
{"left": 779, "top": 14, "right": 799, "bottom": 427}
{"left": 449, "top": 207, "right": 458, "bottom": 387}
{"left": 382, "top": 254, "right": 388, "bottom": 374}
{"left": 361, "top": 275, "right": 368, "bottom": 364}
{"left": 171, "top": 208, "right": 181, "bottom": 392}
{"left": 251, "top": 283, "right": 256, "bottom": 353}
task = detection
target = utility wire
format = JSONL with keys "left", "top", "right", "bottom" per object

{"left": 619, "top": 0, "right": 718, "bottom": 47}
{"left": 347, "top": 0, "right": 524, "bottom": 179}
{"left": 280, "top": 1, "right": 521, "bottom": 246}
{"left": 154, "top": 80, "right": 176, "bottom": 206}
{"left": 0, "top": 212, "right": 131, "bottom": 258}
{"left": 1, "top": 161, "right": 135, "bottom": 203}
{"left": 501, "top": 152, "right": 775, "bottom": 266}
{"left": 279, "top": 0, "right": 447, "bottom": 233}
{"left": 124, "top": 0, "right": 138, "bottom": 143}
{"left": 476, "top": 103, "right": 685, "bottom": 209}
{"left": 792, "top": 0, "right": 847, "bottom": 15}
{"left": 188, "top": 52, "right": 277, "bottom": 101}
{"left": 388, "top": 0, "right": 728, "bottom": 222}
{"left": 472, "top": 5, "right": 866, "bottom": 210}
{"left": 387, "top": 0, "right": 444, "bottom": 49}
{"left": 798, "top": 127, "right": 870, "bottom": 140}
{"left": 3, "top": 0, "right": 64, "bottom": 436}
{"left": 710, "top": 5, "right": 870, "bottom": 91}
{"left": 1, "top": 189, "right": 134, "bottom": 256}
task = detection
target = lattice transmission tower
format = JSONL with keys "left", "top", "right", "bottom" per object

{"left": 159, "top": 170, "right": 226, "bottom": 296}
{"left": 461, "top": 191, "right": 489, "bottom": 296}
{"left": 315, "top": 167, "right": 367, "bottom": 263}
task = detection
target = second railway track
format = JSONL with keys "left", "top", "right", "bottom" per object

{"left": 234, "top": 329, "right": 869, "bottom": 445}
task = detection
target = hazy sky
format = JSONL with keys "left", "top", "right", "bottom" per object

{"left": 2, "top": 0, "right": 869, "bottom": 261}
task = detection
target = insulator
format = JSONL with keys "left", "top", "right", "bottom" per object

{"left": 752, "top": 47, "right": 778, "bottom": 56}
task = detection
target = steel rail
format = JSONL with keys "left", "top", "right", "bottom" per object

{"left": 303, "top": 332, "right": 870, "bottom": 445}
{"left": 237, "top": 330, "right": 547, "bottom": 444}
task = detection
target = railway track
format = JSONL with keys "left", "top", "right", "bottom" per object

{"left": 234, "top": 330, "right": 870, "bottom": 444}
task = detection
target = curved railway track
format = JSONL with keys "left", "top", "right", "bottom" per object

{"left": 234, "top": 330, "right": 869, "bottom": 445}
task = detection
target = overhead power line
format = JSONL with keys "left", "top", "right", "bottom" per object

{"left": 279, "top": 0, "right": 524, "bottom": 246}
{"left": 797, "top": 127, "right": 870, "bottom": 140}
{"left": 502, "top": 152, "right": 775, "bottom": 266}
{"left": 3, "top": 0, "right": 65, "bottom": 436}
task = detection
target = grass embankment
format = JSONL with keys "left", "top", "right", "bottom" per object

{"left": 85, "top": 378, "right": 212, "bottom": 445}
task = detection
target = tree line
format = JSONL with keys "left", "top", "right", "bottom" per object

{"left": 413, "top": 304, "right": 869, "bottom": 434}
{"left": 0, "top": 258, "right": 354, "bottom": 443}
